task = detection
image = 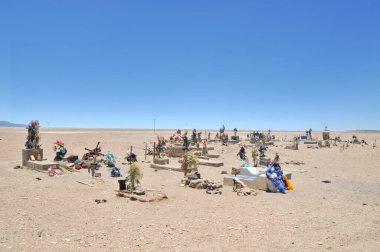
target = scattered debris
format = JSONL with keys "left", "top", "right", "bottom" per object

{"left": 232, "top": 177, "right": 258, "bottom": 196}
{"left": 48, "top": 166, "right": 64, "bottom": 176}
{"left": 14, "top": 165, "right": 21, "bottom": 169}
{"left": 285, "top": 160, "right": 305, "bottom": 165}
{"left": 116, "top": 190, "right": 168, "bottom": 202}
{"left": 322, "top": 180, "right": 332, "bottom": 183}
{"left": 75, "top": 180, "right": 94, "bottom": 187}
{"left": 206, "top": 190, "right": 222, "bottom": 195}
{"left": 95, "top": 199, "right": 107, "bottom": 204}
{"left": 284, "top": 168, "right": 307, "bottom": 173}
{"left": 82, "top": 142, "right": 104, "bottom": 161}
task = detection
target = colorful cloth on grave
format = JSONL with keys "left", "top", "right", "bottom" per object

{"left": 111, "top": 166, "right": 121, "bottom": 177}
{"left": 105, "top": 151, "right": 116, "bottom": 166}
{"left": 53, "top": 140, "right": 67, "bottom": 161}
{"left": 265, "top": 162, "right": 286, "bottom": 193}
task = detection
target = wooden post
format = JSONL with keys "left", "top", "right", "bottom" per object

{"left": 144, "top": 143, "right": 147, "bottom": 161}
{"left": 153, "top": 142, "right": 156, "bottom": 159}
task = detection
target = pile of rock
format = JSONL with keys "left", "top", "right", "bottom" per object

{"left": 232, "top": 177, "right": 258, "bottom": 197}
{"left": 180, "top": 172, "right": 223, "bottom": 194}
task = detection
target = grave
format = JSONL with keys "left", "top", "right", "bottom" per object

{"left": 166, "top": 145, "right": 185, "bottom": 157}
{"left": 224, "top": 164, "right": 292, "bottom": 191}
{"left": 189, "top": 146, "right": 215, "bottom": 151}
{"left": 22, "top": 149, "right": 58, "bottom": 170}
{"left": 194, "top": 152, "right": 220, "bottom": 159}
{"left": 322, "top": 130, "right": 330, "bottom": 140}
{"left": 304, "top": 141, "right": 317, "bottom": 144}
{"left": 153, "top": 157, "right": 170, "bottom": 165}
{"left": 178, "top": 159, "right": 224, "bottom": 167}
{"left": 300, "top": 134, "right": 308, "bottom": 140}
{"left": 285, "top": 137, "right": 299, "bottom": 150}
{"left": 205, "top": 153, "right": 220, "bottom": 158}
{"left": 208, "top": 139, "right": 221, "bottom": 143}
{"left": 227, "top": 140, "right": 239, "bottom": 144}
{"left": 318, "top": 140, "right": 330, "bottom": 148}
{"left": 231, "top": 136, "right": 239, "bottom": 141}
{"left": 259, "top": 156, "right": 271, "bottom": 166}
{"left": 150, "top": 163, "right": 181, "bottom": 172}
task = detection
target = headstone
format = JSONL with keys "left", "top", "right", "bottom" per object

{"left": 231, "top": 136, "right": 239, "bottom": 141}
{"left": 322, "top": 131, "right": 330, "bottom": 140}
{"left": 259, "top": 156, "right": 271, "bottom": 166}
{"left": 22, "top": 148, "right": 43, "bottom": 166}
{"left": 22, "top": 149, "right": 59, "bottom": 170}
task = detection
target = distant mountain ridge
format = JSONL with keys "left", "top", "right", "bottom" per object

{"left": 0, "top": 121, "right": 27, "bottom": 127}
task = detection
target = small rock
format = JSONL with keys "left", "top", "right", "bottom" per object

{"left": 317, "top": 242, "right": 323, "bottom": 245}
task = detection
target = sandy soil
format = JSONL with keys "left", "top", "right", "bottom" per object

{"left": 0, "top": 127, "right": 379, "bottom": 251}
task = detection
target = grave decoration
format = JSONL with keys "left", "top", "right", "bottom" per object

{"left": 53, "top": 140, "right": 67, "bottom": 161}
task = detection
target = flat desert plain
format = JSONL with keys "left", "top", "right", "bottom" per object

{"left": 0, "top": 127, "right": 379, "bottom": 251}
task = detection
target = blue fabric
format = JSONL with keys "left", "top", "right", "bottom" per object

{"left": 265, "top": 163, "right": 286, "bottom": 193}
{"left": 111, "top": 166, "right": 121, "bottom": 177}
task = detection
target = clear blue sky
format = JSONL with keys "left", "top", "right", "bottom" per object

{"left": 1, "top": 0, "right": 379, "bottom": 130}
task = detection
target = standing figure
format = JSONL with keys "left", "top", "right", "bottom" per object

{"left": 202, "top": 139, "right": 208, "bottom": 155}
{"left": 258, "top": 145, "right": 266, "bottom": 157}
{"left": 309, "top": 128, "right": 312, "bottom": 140}
{"left": 252, "top": 148, "right": 259, "bottom": 167}
{"left": 183, "top": 132, "right": 189, "bottom": 151}
{"left": 156, "top": 138, "right": 165, "bottom": 158}
{"left": 192, "top": 129, "right": 197, "bottom": 144}
{"left": 237, "top": 144, "right": 246, "bottom": 160}
{"left": 88, "top": 157, "right": 99, "bottom": 177}
{"left": 197, "top": 132, "right": 202, "bottom": 142}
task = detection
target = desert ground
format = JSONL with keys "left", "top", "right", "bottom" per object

{"left": 0, "top": 127, "right": 379, "bottom": 251}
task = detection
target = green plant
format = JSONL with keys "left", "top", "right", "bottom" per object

{"left": 128, "top": 163, "right": 143, "bottom": 191}
{"left": 181, "top": 152, "right": 199, "bottom": 176}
